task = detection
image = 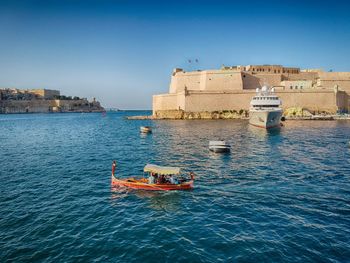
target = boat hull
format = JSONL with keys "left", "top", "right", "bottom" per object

{"left": 209, "top": 146, "right": 230, "bottom": 153}
{"left": 249, "top": 109, "right": 282, "bottom": 129}
{"left": 111, "top": 175, "right": 193, "bottom": 191}
{"left": 140, "top": 126, "right": 152, "bottom": 133}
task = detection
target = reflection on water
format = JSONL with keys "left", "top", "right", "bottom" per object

{"left": 208, "top": 150, "right": 231, "bottom": 162}
{"left": 247, "top": 124, "right": 281, "bottom": 138}
{"left": 140, "top": 132, "right": 152, "bottom": 139}
{"left": 110, "top": 186, "right": 129, "bottom": 203}
{"left": 135, "top": 191, "right": 183, "bottom": 211}
{"left": 111, "top": 186, "right": 183, "bottom": 211}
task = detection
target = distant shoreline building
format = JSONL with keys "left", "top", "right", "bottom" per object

{"left": 152, "top": 65, "right": 350, "bottom": 119}
{"left": 0, "top": 88, "right": 104, "bottom": 113}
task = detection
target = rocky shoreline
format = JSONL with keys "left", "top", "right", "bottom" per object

{"left": 127, "top": 115, "right": 350, "bottom": 120}
{"left": 126, "top": 108, "right": 350, "bottom": 120}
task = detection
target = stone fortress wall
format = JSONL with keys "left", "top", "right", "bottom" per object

{"left": 0, "top": 88, "right": 104, "bottom": 113}
{"left": 153, "top": 65, "right": 350, "bottom": 118}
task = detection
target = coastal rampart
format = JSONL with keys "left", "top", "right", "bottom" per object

{"left": 152, "top": 65, "right": 350, "bottom": 119}
{"left": 0, "top": 88, "right": 105, "bottom": 113}
{"left": 0, "top": 99, "right": 104, "bottom": 113}
{"left": 153, "top": 89, "right": 346, "bottom": 119}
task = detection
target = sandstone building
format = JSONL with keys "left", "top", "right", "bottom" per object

{"left": 0, "top": 88, "right": 104, "bottom": 113}
{"left": 153, "top": 65, "right": 350, "bottom": 119}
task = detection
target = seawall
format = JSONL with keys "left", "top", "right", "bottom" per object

{"left": 153, "top": 89, "right": 348, "bottom": 117}
{"left": 0, "top": 99, "right": 105, "bottom": 113}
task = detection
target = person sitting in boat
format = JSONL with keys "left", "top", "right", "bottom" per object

{"left": 148, "top": 174, "right": 155, "bottom": 184}
{"left": 153, "top": 173, "right": 158, "bottom": 182}
{"left": 164, "top": 175, "right": 170, "bottom": 184}
{"left": 169, "top": 175, "right": 175, "bottom": 184}
{"left": 148, "top": 173, "right": 157, "bottom": 184}
{"left": 157, "top": 175, "right": 165, "bottom": 184}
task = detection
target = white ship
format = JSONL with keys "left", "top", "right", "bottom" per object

{"left": 249, "top": 86, "right": 282, "bottom": 129}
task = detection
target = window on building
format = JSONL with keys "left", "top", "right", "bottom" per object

{"left": 290, "top": 86, "right": 293, "bottom": 89}
{"left": 295, "top": 86, "right": 298, "bottom": 89}
{"left": 300, "top": 86, "right": 303, "bottom": 89}
{"left": 274, "top": 70, "right": 276, "bottom": 73}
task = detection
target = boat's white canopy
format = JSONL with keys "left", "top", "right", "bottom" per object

{"left": 144, "top": 164, "right": 181, "bottom": 175}
{"left": 209, "top": 141, "right": 228, "bottom": 146}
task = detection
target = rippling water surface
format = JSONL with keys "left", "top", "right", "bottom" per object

{"left": 1, "top": 111, "right": 350, "bottom": 262}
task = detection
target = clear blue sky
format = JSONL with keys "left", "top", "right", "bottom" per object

{"left": 0, "top": 0, "right": 349, "bottom": 109}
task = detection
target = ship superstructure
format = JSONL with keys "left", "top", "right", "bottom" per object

{"left": 249, "top": 86, "right": 282, "bottom": 129}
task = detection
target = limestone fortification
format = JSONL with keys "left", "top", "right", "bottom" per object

{"left": 153, "top": 65, "right": 350, "bottom": 119}
{"left": 0, "top": 88, "right": 104, "bottom": 113}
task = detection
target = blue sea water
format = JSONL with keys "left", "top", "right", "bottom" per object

{"left": 0, "top": 111, "right": 350, "bottom": 262}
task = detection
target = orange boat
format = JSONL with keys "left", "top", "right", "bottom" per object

{"left": 111, "top": 164, "right": 194, "bottom": 191}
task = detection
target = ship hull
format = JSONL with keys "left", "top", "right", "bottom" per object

{"left": 249, "top": 109, "right": 282, "bottom": 129}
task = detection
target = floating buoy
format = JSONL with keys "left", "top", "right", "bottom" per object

{"left": 140, "top": 126, "right": 152, "bottom": 134}
{"left": 209, "top": 141, "right": 231, "bottom": 153}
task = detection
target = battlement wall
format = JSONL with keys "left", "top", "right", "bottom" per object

{"left": 153, "top": 90, "right": 344, "bottom": 118}
{"left": 155, "top": 65, "right": 350, "bottom": 117}
{"left": 170, "top": 70, "right": 243, "bottom": 93}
